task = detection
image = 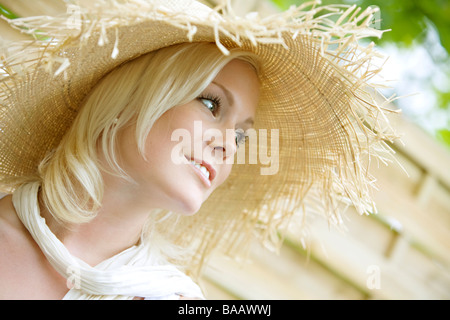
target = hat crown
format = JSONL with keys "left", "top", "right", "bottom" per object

{"left": 105, "top": 0, "right": 215, "bottom": 19}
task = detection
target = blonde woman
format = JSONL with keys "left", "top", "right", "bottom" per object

{"left": 0, "top": 1, "right": 397, "bottom": 299}
{"left": 0, "top": 42, "right": 258, "bottom": 299}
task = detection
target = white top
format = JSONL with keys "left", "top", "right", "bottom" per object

{"left": 12, "top": 182, "right": 204, "bottom": 300}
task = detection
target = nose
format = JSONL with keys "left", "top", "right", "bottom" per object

{"left": 206, "top": 128, "right": 237, "bottom": 161}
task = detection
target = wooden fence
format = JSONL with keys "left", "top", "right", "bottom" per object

{"left": 201, "top": 114, "right": 450, "bottom": 299}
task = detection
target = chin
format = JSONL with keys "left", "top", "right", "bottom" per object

{"left": 170, "top": 192, "right": 205, "bottom": 216}
{"left": 157, "top": 176, "right": 215, "bottom": 216}
{"left": 174, "top": 202, "right": 203, "bottom": 216}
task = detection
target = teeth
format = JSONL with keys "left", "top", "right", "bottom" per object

{"left": 200, "top": 166, "right": 210, "bottom": 179}
{"left": 190, "top": 160, "right": 210, "bottom": 180}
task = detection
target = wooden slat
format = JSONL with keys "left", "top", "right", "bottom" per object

{"left": 389, "top": 114, "right": 450, "bottom": 188}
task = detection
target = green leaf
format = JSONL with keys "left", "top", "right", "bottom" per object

{"left": 0, "top": 3, "right": 19, "bottom": 20}
{"left": 436, "top": 129, "right": 450, "bottom": 149}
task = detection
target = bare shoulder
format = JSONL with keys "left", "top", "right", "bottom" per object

{"left": 0, "top": 194, "right": 24, "bottom": 250}
{"left": 0, "top": 195, "right": 20, "bottom": 229}
{"left": 0, "top": 195, "right": 34, "bottom": 298}
{"left": 0, "top": 195, "right": 67, "bottom": 299}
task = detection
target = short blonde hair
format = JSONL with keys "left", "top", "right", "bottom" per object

{"left": 38, "top": 42, "right": 259, "bottom": 232}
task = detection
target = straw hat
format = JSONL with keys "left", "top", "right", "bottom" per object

{"left": 0, "top": 0, "right": 398, "bottom": 267}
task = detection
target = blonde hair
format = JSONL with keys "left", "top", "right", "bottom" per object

{"left": 38, "top": 42, "right": 259, "bottom": 244}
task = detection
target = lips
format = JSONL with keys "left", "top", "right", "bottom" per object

{"left": 185, "top": 156, "right": 216, "bottom": 186}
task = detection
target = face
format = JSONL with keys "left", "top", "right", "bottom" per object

{"left": 115, "top": 59, "right": 260, "bottom": 215}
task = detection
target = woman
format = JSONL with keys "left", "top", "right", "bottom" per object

{"left": 0, "top": 42, "right": 259, "bottom": 299}
{"left": 0, "top": 0, "right": 397, "bottom": 299}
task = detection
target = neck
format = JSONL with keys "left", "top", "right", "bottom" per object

{"left": 41, "top": 175, "right": 152, "bottom": 267}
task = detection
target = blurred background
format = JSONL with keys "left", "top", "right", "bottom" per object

{"left": 1, "top": 0, "right": 449, "bottom": 299}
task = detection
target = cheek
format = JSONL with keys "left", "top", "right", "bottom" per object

{"left": 145, "top": 128, "right": 172, "bottom": 156}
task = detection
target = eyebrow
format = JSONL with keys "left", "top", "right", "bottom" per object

{"left": 211, "top": 81, "right": 255, "bottom": 127}
{"left": 211, "top": 81, "right": 234, "bottom": 107}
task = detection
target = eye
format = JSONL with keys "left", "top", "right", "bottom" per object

{"left": 235, "top": 129, "right": 248, "bottom": 148}
{"left": 201, "top": 98, "right": 216, "bottom": 112}
{"left": 198, "top": 94, "right": 222, "bottom": 116}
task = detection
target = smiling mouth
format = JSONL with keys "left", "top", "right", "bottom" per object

{"left": 185, "top": 156, "right": 216, "bottom": 186}
{"left": 189, "top": 159, "right": 210, "bottom": 180}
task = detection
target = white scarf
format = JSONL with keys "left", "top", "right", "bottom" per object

{"left": 12, "top": 182, "right": 204, "bottom": 300}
